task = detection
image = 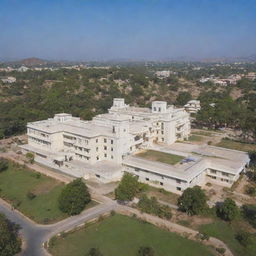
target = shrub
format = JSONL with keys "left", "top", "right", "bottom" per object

{"left": 25, "top": 152, "right": 35, "bottom": 163}
{"left": 216, "top": 198, "right": 239, "bottom": 221}
{"left": 138, "top": 246, "right": 155, "bottom": 256}
{"left": 0, "top": 158, "right": 8, "bottom": 172}
{"left": 138, "top": 195, "right": 172, "bottom": 220}
{"left": 58, "top": 178, "right": 91, "bottom": 215}
{"left": 235, "top": 231, "right": 253, "bottom": 247}
{"left": 245, "top": 185, "right": 256, "bottom": 196}
{"left": 87, "top": 248, "right": 103, "bottom": 256}
{"left": 216, "top": 247, "right": 226, "bottom": 254}
{"left": 26, "top": 191, "right": 36, "bottom": 200}
{"left": 242, "top": 204, "right": 256, "bottom": 228}
{"left": 178, "top": 186, "right": 207, "bottom": 215}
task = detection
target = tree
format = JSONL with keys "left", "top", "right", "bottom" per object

{"left": 242, "top": 204, "right": 256, "bottom": 228}
{"left": 216, "top": 198, "right": 239, "bottom": 221}
{"left": 235, "top": 231, "right": 253, "bottom": 247}
{"left": 0, "top": 213, "right": 21, "bottom": 256}
{"left": 0, "top": 158, "right": 8, "bottom": 172}
{"left": 138, "top": 246, "right": 155, "bottom": 256}
{"left": 177, "top": 186, "right": 207, "bottom": 215}
{"left": 176, "top": 92, "right": 192, "bottom": 106}
{"left": 249, "top": 151, "right": 256, "bottom": 167}
{"left": 58, "top": 178, "right": 91, "bottom": 215}
{"left": 87, "top": 248, "right": 103, "bottom": 256}
{"left": 115, "top": 173, "right": 140, "bottom": 201}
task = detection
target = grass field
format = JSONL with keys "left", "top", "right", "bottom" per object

{"left": 192, "top": 130, "right": 214, "bottom": 136}
{"left": 199, "top": 220, "right": 256, "bottom": 256}
{"left": 137, "top": 150, "right": 184, "bottom": 165}
{"left": 188, "top": 135, "right": 204, "bottom": 142}
{"left": 0, "top": 161, "right": 68, "bottom": 223}
{"left": 49, "top": 214, "right": 214, "bottom": 256}
{"left": 0, "top": 161, "right": 96, "bottom": 223}
{"left": 215, "top": 139, "right": 256, "bottom": 152}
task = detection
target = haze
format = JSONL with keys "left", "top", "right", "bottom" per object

{"left": 1, "top": 0, "right": 256, "bottom": 61}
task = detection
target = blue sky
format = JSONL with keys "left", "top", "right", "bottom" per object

{"left": 0, "top": 0, "right": 256, "bottom": 60}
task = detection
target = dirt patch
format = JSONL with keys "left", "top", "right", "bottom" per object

{"left": 32, "top": 179, "right": 60, "bottom": 195}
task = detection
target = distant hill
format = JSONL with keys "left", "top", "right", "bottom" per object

{"left": 19, "top": 57, "right": 48, "bottom": 66}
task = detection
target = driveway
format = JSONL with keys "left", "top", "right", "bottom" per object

{"left": 0, "top": 198, "right": 117, "bottom": 256}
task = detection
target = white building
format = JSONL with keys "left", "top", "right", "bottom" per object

{"left": 21, "top": 98, "right": 249, "bottom": 194}
{"left": 17, "top": 66, "right": 29, "bottom": 72}
{"left": 155, "top": 70, "right": 171, "bottom": 78}
{"left": 1, "top": 76, "right": 16, "bottom": 83}
{"left": 184, "top": 100, "right": 201, "bottom": 114}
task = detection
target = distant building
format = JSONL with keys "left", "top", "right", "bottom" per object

{"left": 246, "top": 72, "right": 256, "bottom": 81}
{"left": 155, "top": 70, "right": 171, "bottom": 78}
{"left": 184, "top": 100, "right": 201, "bottom": 113}
{"left": 1, "top": 76, "right": 16, "bottom": 83}
{"left": 17, "top": 66, "right": 29, "bottom": 72}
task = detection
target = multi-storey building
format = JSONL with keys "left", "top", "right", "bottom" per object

{"left": 21, "top": 98, "right": 249, "bottom": 194}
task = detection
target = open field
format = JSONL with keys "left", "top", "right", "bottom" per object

{"left": 215, "top": 139, "right": 256, "bottom": 152}
{"left": 199, "top": 220, "right": 256, "bottom": 256}
{"left": 0, "top": 160, "right": 96, "bottom": 223}
{"left": 188, "top": 135, "right": 204, "bottom": 142}
{"left": 136, "top": 150, "right": 184, "bottom": 165}
{"left": 48, "top": 214, "right": 214, "bottom": 256}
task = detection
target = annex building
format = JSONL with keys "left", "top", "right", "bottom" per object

{"left": 21, "top": 98, "right": 249, "bottom": 194}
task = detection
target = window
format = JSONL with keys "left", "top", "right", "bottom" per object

{"left": 96, "top": 156, "right": 99, "bottom": 160}
{"left": 160, "top": 182, "right": 163, "bottom": 186}
{"left": 210, "top": 170, "right": 217, "bottom": 174}
{"left": 161, "top": 131, "right": 164, "bottom": 135}
{"left": 96, "top": 139, "right": 98, "bottom": 143}
{"left": 111, "top": 147, "right": 113, "bottom": 151}
{"left": 222, "top": 172, "right": 229, "bottom": 177}
{"left": 104, "top": 146, "right": 107, "bottom": 150}
{"left": 96, "top": 174, "right": 100, "bottom": 178}
{"left": 176, "top": 187, "right": 181, "bottom": 191}
{"left": 104, "top": 138, "right": 107, "bottom": 143}
{"left": 162, "top": 138, "right": 164, "bottom": 142}
{"left": 146, "top": 178, "right": 149, "bottom": 181}
{"left": 104, "top": 153, "right": 107, "bottom": 158}
{"left": 111, "top": 140, "right": 113, "bottom": 144}
{"left": 111, "top": 156, "right": 113, "bottom": 159}
{"left": 176, "top": 179, "right": 181, "bottom": 184}
{"left": 96, "top": 147, "right": 98, "bottom": 152}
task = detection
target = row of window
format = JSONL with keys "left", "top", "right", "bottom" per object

{"left": 144, "top": 177, "right": 181, "bottom": 191}
{"left": 29, "top": 136, "right": 51, "bottom": 146}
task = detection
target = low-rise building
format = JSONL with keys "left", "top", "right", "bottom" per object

{"left": 184, "top": 100, "right": 201, "bottom": 113}
{"left": 1, "top": 76, "right": 16, "bottom": 83}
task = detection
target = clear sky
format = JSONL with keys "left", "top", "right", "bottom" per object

{"left": 1, "top": 0, "right": 256, "bottom": 61}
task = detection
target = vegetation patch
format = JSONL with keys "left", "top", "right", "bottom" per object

{"left": 188, "top": 135, "right": 204, "bottom": 142}
{"left": 136, "top": 150, "right": 184, "bottom": 165}
{"left": 215, "top": 138, "right": 256, "bottom": 152}
{"left": 48, "top": 214, "right": 214, "bottom": 256}
{"left": 199, "top": 220, "right": 256, "bottom": 256}
{"left": 0, "top": 160, "right": 96, "bottom": 223}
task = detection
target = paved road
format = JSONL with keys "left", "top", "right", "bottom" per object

{"left": 0, "top": 199, "right": 117, "bottom": 256}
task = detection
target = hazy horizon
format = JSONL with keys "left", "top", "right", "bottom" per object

{"left": 1, "top": 0, "right": 256, "bottom": 61}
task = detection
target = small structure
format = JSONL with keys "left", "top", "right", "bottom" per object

{"left": 184, "top": 100, "right": 201, "bottom": 113}
{"left": 1, "top": 76, "right": 16, "bottom": 83}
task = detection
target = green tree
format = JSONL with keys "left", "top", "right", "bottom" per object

{"left": 0, "top": 213, "right": 21, "bottom": 256}
{"left": 216, "top": 198, "right": 239, "bottom": 221}
{"left": 177, "top": 186, "right": 207, "bottom": 215}
{"left": 58, "top": 178, "right": 91, "bottom": 215}
{"left": 25, "top": 152, "right": 35, "bottom": 163}
{"left": 0, "top": 158, "right": 8, "bottom": 172}
{"left": 235, "top": 231, "right": 253, "bottom": 247}
{"left": 242, "top": 204, "right": 256, "bottom": 228}
{"left": 138, "top": 246, "right": 155, "bottom": 256}
{"left": 87, "top": 248, "right": 103, "bottom": 256}
{"left": 115, "top": 173, "right": 139, "bottom": 201}
{"left": 176, "top": 92, "right": 192, "bottom": 106}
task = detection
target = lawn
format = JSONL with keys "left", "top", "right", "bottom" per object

{"left": 192, "top": 130, "right": 214, "bottom": 136}
{"left": 199, "top": 220, "right": 256, "bottom": 256}
{"left": 137, "top": 150, "right": 184, "bottom": 165}
{"left": 188, "top": 135, "right": 204, "bottom": 142}
{"left": 48, "top": 214, "right": 214, "bottom": 256}
{"left": 0, "top": 161, "right": 95, "bottom": 224}
{"left": 215, "top": 139, "right": 256, "bottom": 152}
